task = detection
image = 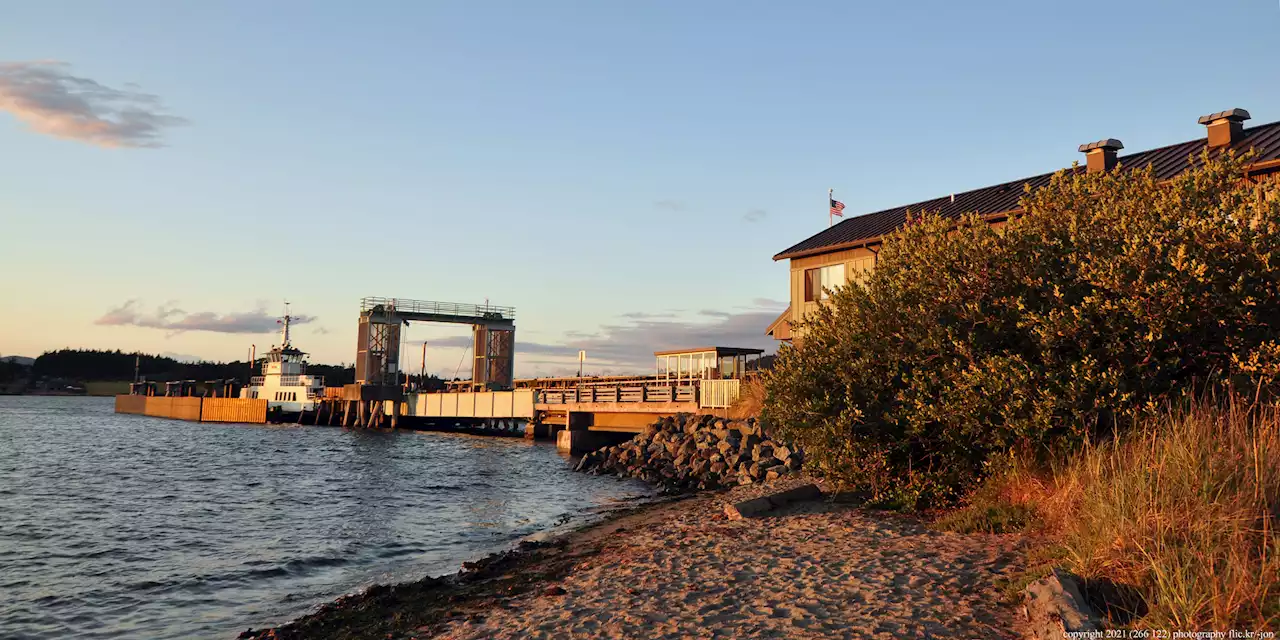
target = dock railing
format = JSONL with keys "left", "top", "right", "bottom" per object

{"left": 537, "top": 376, "right": 700, "bottom": 405}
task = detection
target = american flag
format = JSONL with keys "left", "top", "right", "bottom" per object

{"left": 830, "top": 198, "right": 845, "bottom": 217}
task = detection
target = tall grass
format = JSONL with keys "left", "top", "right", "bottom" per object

{"left": 727, "top": 376, "right": 766, "bottom": 422}
{"left": 942, "top": 398, "right": 1280, "bottom": 630}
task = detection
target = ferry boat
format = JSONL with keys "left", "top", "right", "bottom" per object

{"left": 241, "top": 310, "right": 324, "bottom": 415}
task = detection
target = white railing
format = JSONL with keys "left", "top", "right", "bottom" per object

{"left": 699, "top": 379, "right": 741, "bottom": 409}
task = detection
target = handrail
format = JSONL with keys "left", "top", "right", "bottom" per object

{"left": 360, "top": 297, "right": 516, "bottom": 320}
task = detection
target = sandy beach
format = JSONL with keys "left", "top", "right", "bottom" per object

{"left": 243, "top": 479, "right": 1028, "bottom": 639}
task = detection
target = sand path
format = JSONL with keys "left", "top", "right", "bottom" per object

{"left": 436, "top": 488, "right": 1026, "bottom": 639}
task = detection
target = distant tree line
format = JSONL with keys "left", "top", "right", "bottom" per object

{"left": 1, "top": 359, "right": 30, "bottom": 385}
{"left": 30, "top": 348, "right": 363, "bottom": 386}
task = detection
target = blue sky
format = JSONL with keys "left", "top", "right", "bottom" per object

{"left": 2, "top": 0, "right": 1278, "bottom": 376}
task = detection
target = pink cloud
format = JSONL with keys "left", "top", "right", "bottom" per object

{"left": 0, "top": 61, "right": 185, "bottom": 148}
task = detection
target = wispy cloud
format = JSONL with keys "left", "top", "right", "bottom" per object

{"left": 436, "top": 300, "right": 787, "bottom": 377}
{"left": 654, "top": 199, "right": 687, "bottom": 211}
{"left": 95, "top": 300, "right": 314, "bottom": 334}
{"left": 743, "top": 208, "right": 767, "bottom": 223}
{"left": 620, "top": 311, "right": 677, "bottom": 320}
{"left": 0, "top": 61, "right": 185, "bottom": 147}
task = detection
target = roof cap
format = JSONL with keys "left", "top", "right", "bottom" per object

{"left": 1198, "top": 108, "right": 1251, "bottom": 125}
{"left": 1078, "top": 138, "right": 1125, "bottom": 153}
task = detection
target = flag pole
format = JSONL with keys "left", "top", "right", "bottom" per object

{"left": 828, "top": 188, "right": 833, "bottom": 228}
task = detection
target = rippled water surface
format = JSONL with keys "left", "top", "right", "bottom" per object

{"left": 0, "top": 396, "right": 651, "bottom": 639}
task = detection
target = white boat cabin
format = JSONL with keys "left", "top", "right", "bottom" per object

{"left": 240, "top": 311, "right": 324, "bottom": 414}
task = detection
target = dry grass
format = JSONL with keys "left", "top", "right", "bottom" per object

{"left": 939, "top": 398, "right": 1280, "bottom": 630}
{"left": 727, "top": 375, "right": 766, "bottom": 421}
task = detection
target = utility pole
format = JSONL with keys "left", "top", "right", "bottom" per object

{"left": 578, "top": 350, "right": 586, "bottom": 378}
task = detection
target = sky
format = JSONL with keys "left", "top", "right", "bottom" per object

{"left": 1, "top": 0, "right": 1278, "bottom": 377}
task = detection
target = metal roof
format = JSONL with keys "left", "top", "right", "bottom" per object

{"left": 653, "top": 346, "right": 766, "bottom": 357}
{"left": 774, "top": 120, "right": 1280, "bottom": 261}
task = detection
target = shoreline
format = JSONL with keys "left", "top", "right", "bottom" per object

{"left": 239, "top": 479, "right": 1028, "bottom": 639}
{"left": 237, "top": 493, "right": 696, "bottom": 640}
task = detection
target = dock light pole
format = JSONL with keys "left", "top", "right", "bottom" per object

{"left": 420, "top": 341, "right": 427, "bottom": 389}
{"left": 578, "top": 350, "right": 586, "bottom": 378}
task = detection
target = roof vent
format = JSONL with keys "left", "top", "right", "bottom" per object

{"left": 1197, "top": 108, "right": 1250, "bottom": 148}
{"left": 1078, "top": 138, "right": 1124, "bottom": 174}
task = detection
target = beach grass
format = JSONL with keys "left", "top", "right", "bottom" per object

{"left": 938, "top": 399, "right": 1280, "bottom": 630}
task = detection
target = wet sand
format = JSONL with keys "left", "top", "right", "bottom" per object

{"left": 241, "top": 481, "right": 1027, "bottom": 639}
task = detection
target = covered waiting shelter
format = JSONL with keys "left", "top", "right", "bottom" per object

{"left": 654, "top": 347, "right": 765, "bottom": 382}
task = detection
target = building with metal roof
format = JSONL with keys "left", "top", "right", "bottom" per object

{"left": 767, "top": 109, "right": 1280, "bottom": 342}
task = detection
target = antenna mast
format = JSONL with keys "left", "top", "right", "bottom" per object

{"left": 281, "top": 301, "right": 292, "bottom": 347}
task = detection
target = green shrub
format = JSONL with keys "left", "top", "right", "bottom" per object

{"left": 763, "top": 153, "right": 1280, "bottom": 507}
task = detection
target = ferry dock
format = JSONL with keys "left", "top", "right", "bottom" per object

{"left": 116, "top": 297, "right": 765, "bottom": 453}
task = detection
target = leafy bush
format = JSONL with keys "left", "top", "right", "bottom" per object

{"left": 763, "top": 154, "right": 1280, "bottom": 506}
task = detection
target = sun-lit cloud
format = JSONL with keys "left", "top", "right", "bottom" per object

{"left": 95, "top": 300, "right": 314, "bottom": 334}
{"left": 0, "top": 60, "right": 186, "bottom": 147}
{"left": 619, "top": 311, "right": 678, "bottom": 320}
{"left": 410, "top": 300, "right": 786, "bottom": 377}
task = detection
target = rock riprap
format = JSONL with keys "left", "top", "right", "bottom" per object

{"left": 573, "top": 414, "right": 803, "bottom": 492}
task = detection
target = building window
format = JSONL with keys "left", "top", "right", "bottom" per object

{"left": 804, "top": 263, "right": 846, "bottom": 301}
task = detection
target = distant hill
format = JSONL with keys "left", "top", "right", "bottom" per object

{"left": 1, "top": 355, "right": 35, "bottom": 366}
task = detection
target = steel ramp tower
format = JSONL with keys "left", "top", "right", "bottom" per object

{"left": 356, "top": 297, "right": 516, "bottom": 391}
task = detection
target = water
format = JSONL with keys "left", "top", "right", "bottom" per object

{"left": 0, "top": 396, "right": 652, "bottom": 639}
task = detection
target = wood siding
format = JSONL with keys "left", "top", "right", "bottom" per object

{"left": 787, "top": 246, "right": 877, "bottom": 338}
